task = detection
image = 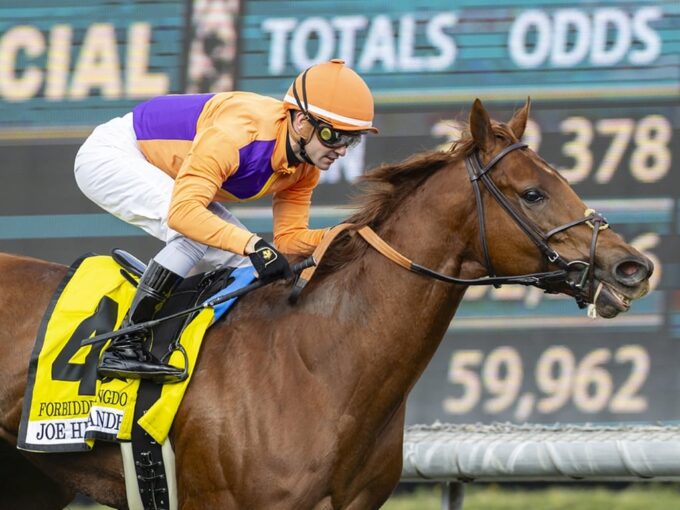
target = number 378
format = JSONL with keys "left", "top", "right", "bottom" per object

{"left": 526, "top": 115, "right": 672, "bottom": 184}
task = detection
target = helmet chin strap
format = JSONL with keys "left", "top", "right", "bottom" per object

{"left": 289, "top": 69, "right": 320, "bottom": 166}
{"left": 288, "top": 114, "right": 316, "bottom": 165}
{"left": 298, "top": 140, "right": 315, "bottom": 165}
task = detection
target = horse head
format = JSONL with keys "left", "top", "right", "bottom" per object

{"left": 464, "top": 97, "right": 652, "bottom": 318}
{"left": 319, "top": 98, "right": 651, "bottom": 320}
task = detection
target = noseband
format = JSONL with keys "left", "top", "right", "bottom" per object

{"left": 464, "top": 142, "right": 609, "bottom": 308}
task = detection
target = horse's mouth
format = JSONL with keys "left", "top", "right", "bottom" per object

{"left": 593, "top": 281, "right": 632, "bottom": 319}
{"left": 560, "top": 260, "right": 651, "bottom": 319}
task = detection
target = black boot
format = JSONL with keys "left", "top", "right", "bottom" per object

{"left": 98, "top": 260, "right": 185, "bottom": 383}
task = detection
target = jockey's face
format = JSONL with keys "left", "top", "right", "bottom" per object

{"left": 305, "top": 129, "right": 348, "bottom": 170}
{"left": 290, "top": 112, "right": 349, "bottom": 170}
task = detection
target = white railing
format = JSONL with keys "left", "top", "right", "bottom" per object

{"left": 401, "top": 423, "right": 680, "bottom": 510}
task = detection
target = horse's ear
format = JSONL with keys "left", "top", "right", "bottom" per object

{"left": 508, "top": 97, "right": 531, "bottom": 140}
{"left": 469, "top": 98, "right": 494, "bottom": 152}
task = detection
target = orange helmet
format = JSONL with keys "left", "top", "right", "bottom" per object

{"left": 283, "top": 59, "right": 378, "bottom": 133}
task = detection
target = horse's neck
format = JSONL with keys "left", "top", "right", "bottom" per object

{"left": 353, "top": 253, "right": 466, "bottom": 384}
{"left": 311, "top": 166, "right": 477, "bottom": 412}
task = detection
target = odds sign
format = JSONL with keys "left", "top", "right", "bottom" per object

{"left": 509, "top": 7, "right": 663, "bottom": 68}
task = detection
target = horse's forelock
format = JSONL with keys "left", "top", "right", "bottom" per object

{"left": 450, "top": 120, "right": 519, "bottom": 158}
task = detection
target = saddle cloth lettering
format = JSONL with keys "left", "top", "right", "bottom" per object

{"left": 17, "top": 254, "right": 251, "bottom": 452}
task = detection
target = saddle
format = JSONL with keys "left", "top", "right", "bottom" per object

{"left": 112, "top": 248, "right": 237, "bottom": 375}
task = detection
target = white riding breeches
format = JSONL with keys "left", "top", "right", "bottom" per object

{"left": 74, "top": 113, "right": 251, "bottom": 277}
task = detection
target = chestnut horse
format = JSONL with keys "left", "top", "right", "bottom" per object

{"left": 0, "top": 99, "right": 652, "bottom": 509}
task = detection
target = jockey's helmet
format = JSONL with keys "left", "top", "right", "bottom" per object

{"left": 283, "top": 59, "right": 378, "bottom": 135}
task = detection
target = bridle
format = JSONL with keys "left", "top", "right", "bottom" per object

{"left": 462, "top": 141, "right": 608, "bottom": 308}
{"left": 290, "top": 141, "right": 610, "bottom": 309}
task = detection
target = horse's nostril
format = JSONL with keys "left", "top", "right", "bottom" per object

{"left": 614, "top": 258, "right": 651, "bottom": 284}
{"left": 618, "top": 261, "right": 641, "bottom": 277}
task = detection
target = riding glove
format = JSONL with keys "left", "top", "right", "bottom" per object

{"left": 248, "top": 239, "right": 293, "bottom": 281}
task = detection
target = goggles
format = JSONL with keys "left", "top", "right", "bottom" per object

{"left": 308, "top": 116, "right": 363, "bottom": 149}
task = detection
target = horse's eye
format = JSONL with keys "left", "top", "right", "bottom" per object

{"left": 521, "top": 189, "right": 544, "bottom": 203}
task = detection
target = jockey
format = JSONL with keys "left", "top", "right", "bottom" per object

{"left": 74, "top": 59, "right": 377, "bottom": 383}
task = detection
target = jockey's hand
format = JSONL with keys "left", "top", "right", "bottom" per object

{"left": 247, "top": 238, "right": 293, "bottom": 282}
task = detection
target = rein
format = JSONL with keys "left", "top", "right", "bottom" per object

{"left": 290, "top": 142, "right": 609, "bottom": 310}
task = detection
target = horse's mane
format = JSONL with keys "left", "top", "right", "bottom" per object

{"left": 316, "top": 120, "right": 518, "bottom": 275}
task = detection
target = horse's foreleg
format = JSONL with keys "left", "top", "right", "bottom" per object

{"left": 342, "top": 406, "right": 407, "bottom": 510}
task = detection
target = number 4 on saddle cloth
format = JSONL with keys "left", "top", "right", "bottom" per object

{"left": 17, "top": 251, "right": 256, "bottom": 453}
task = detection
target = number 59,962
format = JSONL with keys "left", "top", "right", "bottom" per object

{"left": 443, "top": 344, "right": 649, "bottom": 421}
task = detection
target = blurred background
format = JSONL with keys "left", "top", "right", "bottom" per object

{"left": 1, "top": 0, "right": 678, "bottom": 508}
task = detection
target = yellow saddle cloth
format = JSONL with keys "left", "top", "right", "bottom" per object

{"left": 17, "top": 255, "right": 214, "bottom": 452}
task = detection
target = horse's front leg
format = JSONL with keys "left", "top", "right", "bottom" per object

{"left": 342, "top": 405, "right": 406, "bottom": 510}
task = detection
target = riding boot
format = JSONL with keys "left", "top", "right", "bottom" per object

{"left": 98, "top": 260, "right": 185, "bottom": 383}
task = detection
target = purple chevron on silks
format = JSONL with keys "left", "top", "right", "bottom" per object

{"left": 221, "top": 140, "right": 276, "bottom": 199}
{"left": 133, "top": 94, "right": 215, "bottom": 140}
